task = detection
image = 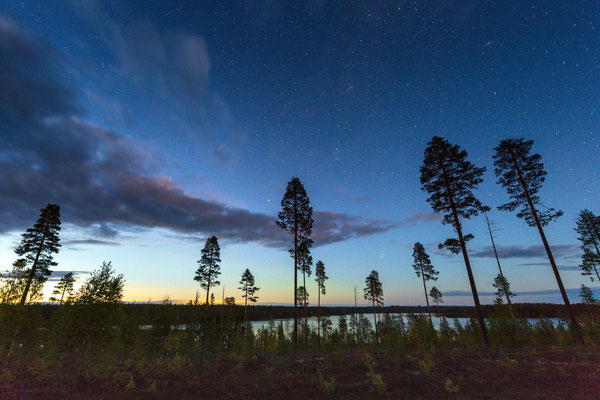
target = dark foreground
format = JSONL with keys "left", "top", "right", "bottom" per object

{"left": 2, "top": 348, "right": 599, "bottom": 399}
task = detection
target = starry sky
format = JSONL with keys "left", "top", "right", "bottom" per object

{"left": 1, "top": 0, "right": 599, "bottom": 306}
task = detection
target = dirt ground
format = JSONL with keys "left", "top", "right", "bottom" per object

{"left": 2, "top": 348, "right": 599, "bottom": 399}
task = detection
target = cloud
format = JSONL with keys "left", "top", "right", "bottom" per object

{"left": 444, "top": 287, "right": 596, "bottom": 299}
{"left": 470, "top": 244, "right": 579, "bottom": 260}
{"left": 310, "top": 211, "right": 399, "bottom": 247}
{"left": 71, "top": 3, "right": 244, "bottom": 164}
{"left": 516, "top": 262, "right": 580, "bottom": 271}
{"left": 47, "top": 270, "right": 90, "bottom": 282}
{"left": 0, "top": 15, "right": 397, "bottom": 249}
{"left": 405, "top": 212, "right": 442, "bottom": 225}
{"left": 62, "top": 239, "right": 120, "bottom": 247}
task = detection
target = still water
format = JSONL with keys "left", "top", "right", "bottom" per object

{"left": 250, "top": 313, "right": 562, "bottom": 332}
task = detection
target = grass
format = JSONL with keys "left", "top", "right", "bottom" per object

{"left": 1, "top": 303, "right": 600, "bottom": 398}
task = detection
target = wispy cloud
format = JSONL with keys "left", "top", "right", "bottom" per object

{"left": 470, "top": 244, "right": 579, "bottom": 260}
{"left": 63, "top": 239, "right": 120, "bottom": 247}
{"left": 444, "top": 287, "right": 595, "bottom": 298}
{"left": 0, "top": 14, "right": 397, "bottom": 250}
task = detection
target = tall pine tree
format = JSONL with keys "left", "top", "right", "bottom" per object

{"left": 420, "top": 136, "right": 490, "bottom": 347}
{"left": 194, "top": 236, "right": 221, "bottom": 308}
{"left": 15, "top": 204, "right": 61, "bottom": 305}
{"left": 276, "top": 177, "right": 314, "bottom": 347}
{"left": 364, "top": 270, "right": 383, "bottom": 344}
{"left": 493, "top": 138, "right": 583, "bottom": 344}
{"left": 412, "top": 242, "right": 438, "bottom": 328}
{"left": 239, "top": 268, "right": 259, "bottom": 333}
{"left": 485, "top": 214, "right": 515, "bottom": 321}
{"left": 315, "top": 260, "right": 328, "bottom": 345}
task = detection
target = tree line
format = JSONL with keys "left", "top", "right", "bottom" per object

{"left": 1, "top": 136, "right": 599, "bottom": 352}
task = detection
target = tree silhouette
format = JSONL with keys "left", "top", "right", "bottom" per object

{"left": 49, "top": 272, "right": 75, "bottom": 304}
{"left": 579, "top": 284, "right": 597, "bottom": 305}
{"left": 194, "top": 236, "right": 221, "bottom": 309}
{"left": 493, "top": 138, "right": 583, "bottom": 344}
{"left": 575, "top": 210, "right": 600, "bottom": 282}
{"left": 239, "top": 268, "right": 259, "bottom": 333}
{"left": 77, "top": 261, "right": 125, "bottom": 304}
{"left": 580, "top": 249, "right": 600, "bottom": 282}
{"left": 0, "top": 259, "right": 44, "bottom": 304}
{"left": 485, "top": 215, "right": 515, "bottom": 321}
{"left": 296, "top": 286, "right": 309, "bottom": 308}
{"left": 420, "top": 136, "right": 490, "bottom": 347}
{"left": 492, "top": 274, "right": 516, "bottom": 305}
{"left": 276, "top": 177, "right": 314, "bottom": 347}
{"left": 315, "top": 260, "right": 328, "bottom": 345}
{"left": 224, "top": 296, "right": 236, "bottom": 305}
{"left": 412, "top": 242, "right": 438, "bottom": 328}
{"left": 15, "top": 204, "right": 61, "bottom": 305}
{"left": 364, "top": 270, "right": 383, "bottom": 343}
{"left": 429, "top": 286, "right": 443, "bottom": 314}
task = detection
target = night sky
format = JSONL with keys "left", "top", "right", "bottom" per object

{"left": 1, "top": 0, "right": 599, "bottom": 305}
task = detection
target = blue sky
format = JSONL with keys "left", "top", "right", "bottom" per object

{"left": 0, "top": 0, "right": 599, "bottom": 305}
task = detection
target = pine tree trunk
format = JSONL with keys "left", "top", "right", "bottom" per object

{"left": 510, "top": 152, "right": 584, "bottom": 345}
{"left": 244, "top": 286, "right": 248, "bottom": 336}
{"left": 486, "top": 215, "right": 516, "bottom": 321}
{"left": 317, "top": 287, "right": 321, "bottom": 346}
{"left": 421, "top": 266, "right": 433, "bottom": 329}
{"left": 59, "top": 285, "right": 66, "bottom": 305}
{"left": 439, "top": 162, "right": 490, "bottom": 348}
{"left": 205, "top": 248, "right": 214, "bottom": 310}
{"left": 372, "top": 298, "right": 379, "bottom": 344}
{"left": 219, "top": 285, "right": 225, "bottom": 339}
{"left": 19, "top": 223, "right": 48, "bottom": 305}
{"left": 293, "top": 199, "right": 298, "bottom": 349}
{"left": 303, "top": 270, "right": 308, "bottom": 346}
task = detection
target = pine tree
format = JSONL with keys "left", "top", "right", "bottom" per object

{"left": 485, "top": 215, "right": 515, "bottom": 321}
{"left": 412, "top": 242, "right": 438, "bottom": 328}
{"left": 580, "top": 249, "right": 600, "bottom": 282}
{"left": 493, "top": 138, "right": 583, "bottom": 344}
{"left": 14, "top": 204, "right": 61, "bottom": 305}
{"left": 194, "top": 236, "right": 221, "bottom": 309}
{"left": 429, "top": 286, "right": 443, "bottom": 314}
{"left": 296, "top": 286, "right": 309, "bottom": 307}
{"left": 364, "top": 270, "right": 383, "bottom": 343}
{"left": 315, "top": 260, "right": 328, "bottom": 345}
{"left": 579, "top": 284, "right": 597, "bottom": 305}
{"left": 276, "top": 177, "right": 314, "bottom": 347}
{"left": 239, "top": 268, "right": 259, "bottom": 333}
{"left": 492, "top": 274, "right": 516, "bottom": 305}
{"left": 49, "top": 272, "right": 75, "bottom": 304}
{"left": 575, "top": 210, "right": 600, "bottom": 282}
{"left": 420, "top": 136, "right": 490, "bottom": 347}
{"left": 296, "top": 240, "right": 312, "bottom": 345}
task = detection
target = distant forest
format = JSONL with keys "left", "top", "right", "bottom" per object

{"left": 23, "top": 302, "right": 586, "bottom": 324}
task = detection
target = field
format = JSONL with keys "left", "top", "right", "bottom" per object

{"left": 2, "top": 348, "right": 599, "bottom": 399}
